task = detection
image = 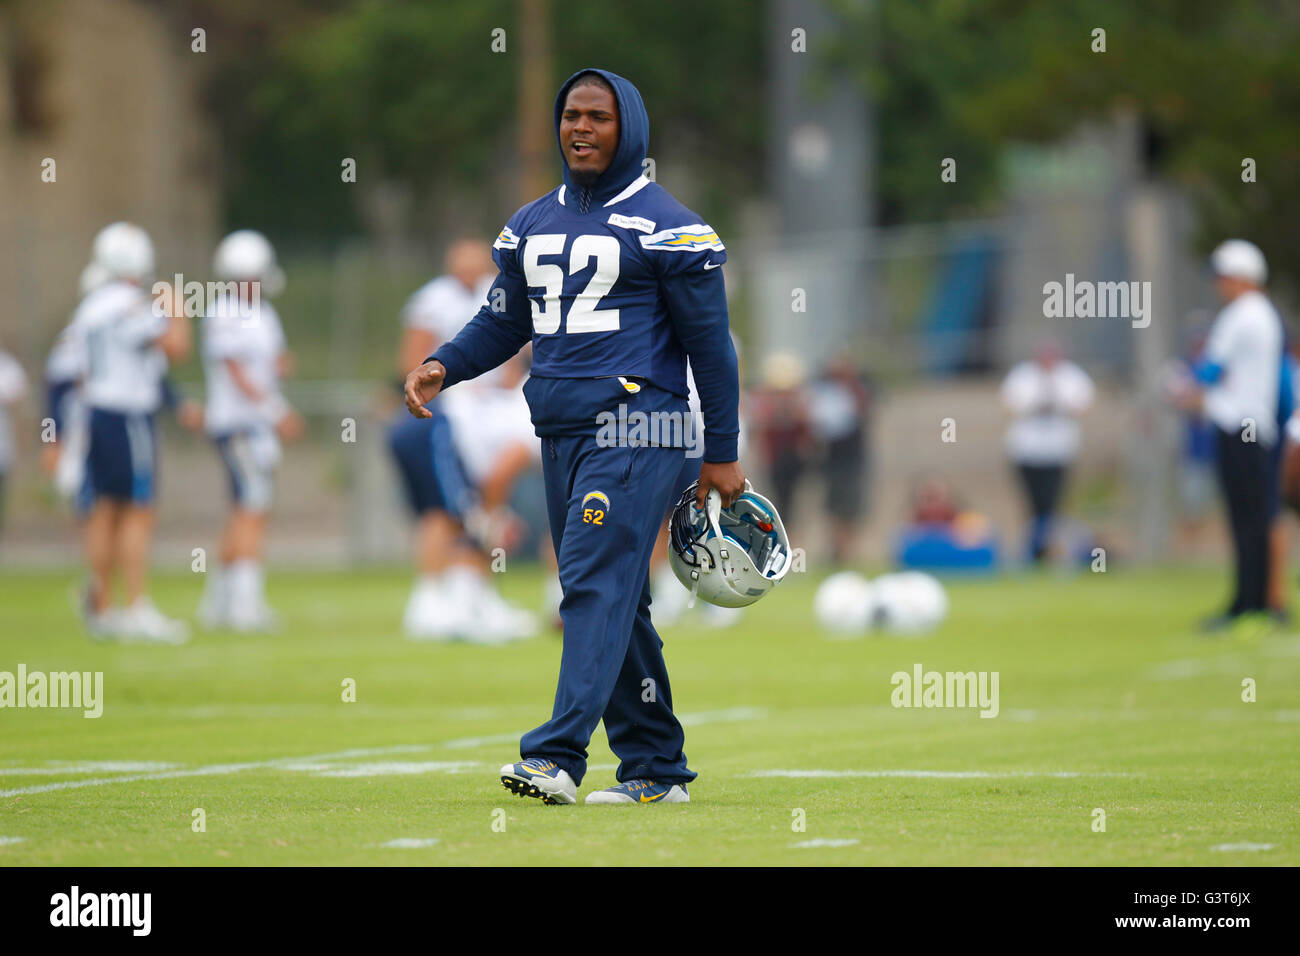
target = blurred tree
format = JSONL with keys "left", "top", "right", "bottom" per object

{"left": 832, "top": 0, "right": 1300, "bottom": 293}
{"left": 198, "top": 0, "right": 763, "bottom": 242}
{"left": 198, "top": 0, "right": 1300, "bottom": 293}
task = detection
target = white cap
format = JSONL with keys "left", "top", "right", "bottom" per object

{"left": 92, "top": 222, "right": 154, "bottom": 281}
{"left": 213, "top": 229, "right": 285, "bottom": 296}
{"left": 1210, "top": 239, "right": 1267, "bottom": 285}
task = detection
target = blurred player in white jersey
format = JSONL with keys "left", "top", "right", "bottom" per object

{"left": 72, "top": 222, "right": 192, "bottom": 641}
{"left": 390, "top": 239, "right": 492, "bottom": 637}
{"left": 428, "top": 353, "right": 541, "bottom": 642}
{"left": 0, "top": 342, "right": 28, "bottom": 539}
{"left": 43, "top": 262, "right": 110, "bottom": 508}
{"left": 389, "top": 238, "right": 538, "bottom": 642}
{"left": 198, "top": 230, "right": 303, "bottom": 632}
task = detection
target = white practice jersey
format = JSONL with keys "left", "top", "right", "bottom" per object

{"left": 403, "top": 274, "right": 507, "bottom": 388}
{"left": 202, "top": 297, "right": 287, "bottom": 435}
{"left": 442, "top": 383, "right": 537, "bottom": 486}
{"left": 0, "top": 350, "right": 29, "bottom": 473}
{"left": 1001, "top": 359, "right": 1095, "bottom": 465}
{"left": 407, "top": 271, "right": 530, "bottom": 478}
{"left": 71, "top": 280, "right": 169, "bottom": 414}
{"left": 1203, "top": 290, "right": 1283, "bottom": 446}
{"left": 44, "top": 321, "right": 83, "bottom": 384}
{"left": 403, "top": 274, "right": 493, "bottom": 342}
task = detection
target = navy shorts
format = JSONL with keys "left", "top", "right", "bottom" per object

{"left": 86, "top": 408, "right": 157, "bottom": 504}
{"left": 214, "top": 429, "right": 278, "bottom": 512}
{"left": 428, "top": 412, "right": 477, "bottom": 519}
{"left": 388, "top": 409, "right": 446, "bottom": 515}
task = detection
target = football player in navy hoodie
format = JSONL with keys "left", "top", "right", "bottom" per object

{"left": 405, "top": 69, "right": 743, "bottom": 805}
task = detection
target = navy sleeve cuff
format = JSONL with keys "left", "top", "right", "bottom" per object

{"left": 703, "top": 433, "right": 739, "bottom": 463}
{"left": 428, "top": 346, "right": 464, "bottom": 390}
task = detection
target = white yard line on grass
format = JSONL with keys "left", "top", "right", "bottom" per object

{"left": 298, "top": 761, "right": 482, "bottom": 778}
{"left": 0, "top": 761, "right": 181, "bottom": 776}
{"left": 0, "top": 745, "right": 431, "bottom": 798}
{"left": 752, "top": 769, "right": 1133, "bottom": 779}
{"left": 0, "top": 708, "right": 769, "bottom": 797}
{"left": 792, "top": 838, "right": 859, "bottom": 848}
{"left": 1210, "top": 842, "right": 1275, "bottom": 852}
{"left": 0, "top": 837, "right": 26, "bottom": 846}
{"left": 376, "top": 838, "right": 441, "bottom": 849}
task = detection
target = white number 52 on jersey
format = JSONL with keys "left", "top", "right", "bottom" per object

{"left": 523, "top": 234, "right": 620, "bottom": 335}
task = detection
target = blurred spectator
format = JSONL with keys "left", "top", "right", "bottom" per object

{"left": 897, "top": 475, "right": 998, "bottom": 571}
{"left": 748, "top": 352, "right": 812, "bottom": 529}
{"left": 808, "top": 357, "right": 872, "bottom": 564}
{"left": 1170, "top": 240, "right": 1284, "bottom": 629}
{"left": 910, "top": 476, "right": 960, "bottom": 526}
{"left": 1000, "top": 340, "right": 1095, "bottom": 564}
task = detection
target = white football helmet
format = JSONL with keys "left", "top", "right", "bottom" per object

{"left": 213, "top": 229, "right": 285, "bottom": 296}
{"left": 668, "top": 479, "right": 793, "bottom": 608}
{"left": 92, "top": 222, "right": 154, "bottom": 281}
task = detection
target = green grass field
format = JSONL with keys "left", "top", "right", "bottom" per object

{"left": 1, "top": 565, "right": 1296, "bottom": 866}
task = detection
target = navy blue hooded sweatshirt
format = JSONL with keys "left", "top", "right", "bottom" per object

{"left": 428, "top": 68, "right": 740, "bottom": 462}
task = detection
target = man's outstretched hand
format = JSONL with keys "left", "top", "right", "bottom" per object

{"left": 697, "top": 460, "right": 746, "bottom": 510}
{"left": 404, "top": 360, "right": 447, "bottom": 419}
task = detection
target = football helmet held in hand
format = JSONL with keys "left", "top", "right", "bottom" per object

{"left": 668, "top": 479, "right": 793, "bottom": 608}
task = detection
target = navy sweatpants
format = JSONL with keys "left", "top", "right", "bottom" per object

{"left": 520, "top": 433, "right": 696, "bottom": 787}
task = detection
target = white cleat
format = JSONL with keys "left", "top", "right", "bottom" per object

{"left": 462, "top": 581, "right": 537, "bottom": 645}
{"left": 585, "top": 779, "right": 691, "bottom": 805}
{"left": 500, "top": 758, "right": 577, "bottom": 805}
{"left": 403, "top": 578, "right": 459, "bottom": 642}
{"left": 84, "top": 608, "right": 121, "bottom": 642}
{"left": 197, "top": 573, "right": 229, "bottom": 630}
{"left": 115, "top": 599, "right": 190, "bottom": 645}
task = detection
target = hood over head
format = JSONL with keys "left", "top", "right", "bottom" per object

{"left": 554, "top": 68, "right": 649, "bottom": 211}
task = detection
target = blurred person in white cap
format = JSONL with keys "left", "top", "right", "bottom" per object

{"left": 1000, "top": 339, "right": 1094, "bottom": 564}
{"left": 1173, "top": 239, "right": 1285, "bottom": 630}
{"left": 69, "top": 222, "right": 192, "bottom": 642}
{"left": 198, "top": 229, "right": 303, "bottom": 632}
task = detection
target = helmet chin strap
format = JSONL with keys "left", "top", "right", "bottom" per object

{"left": 705, "top": 489, "right": 739, "bottom": 593}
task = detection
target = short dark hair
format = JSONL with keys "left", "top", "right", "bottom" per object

{"left": 567, "top": 71, "right": 615, "bottom": 100}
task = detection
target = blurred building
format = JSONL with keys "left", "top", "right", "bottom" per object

{"left": 0, "top": 0, "right": 219, "bottom": 360}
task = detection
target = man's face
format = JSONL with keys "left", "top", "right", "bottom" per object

{"left": 445, "top": 240, "right": 492, "bottom": 290}
{"left": 1215, "top": 274, "right": 1253, "bottom": 303}
{"left": 560, "top": 83, "right": 619, "bottom": 182}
